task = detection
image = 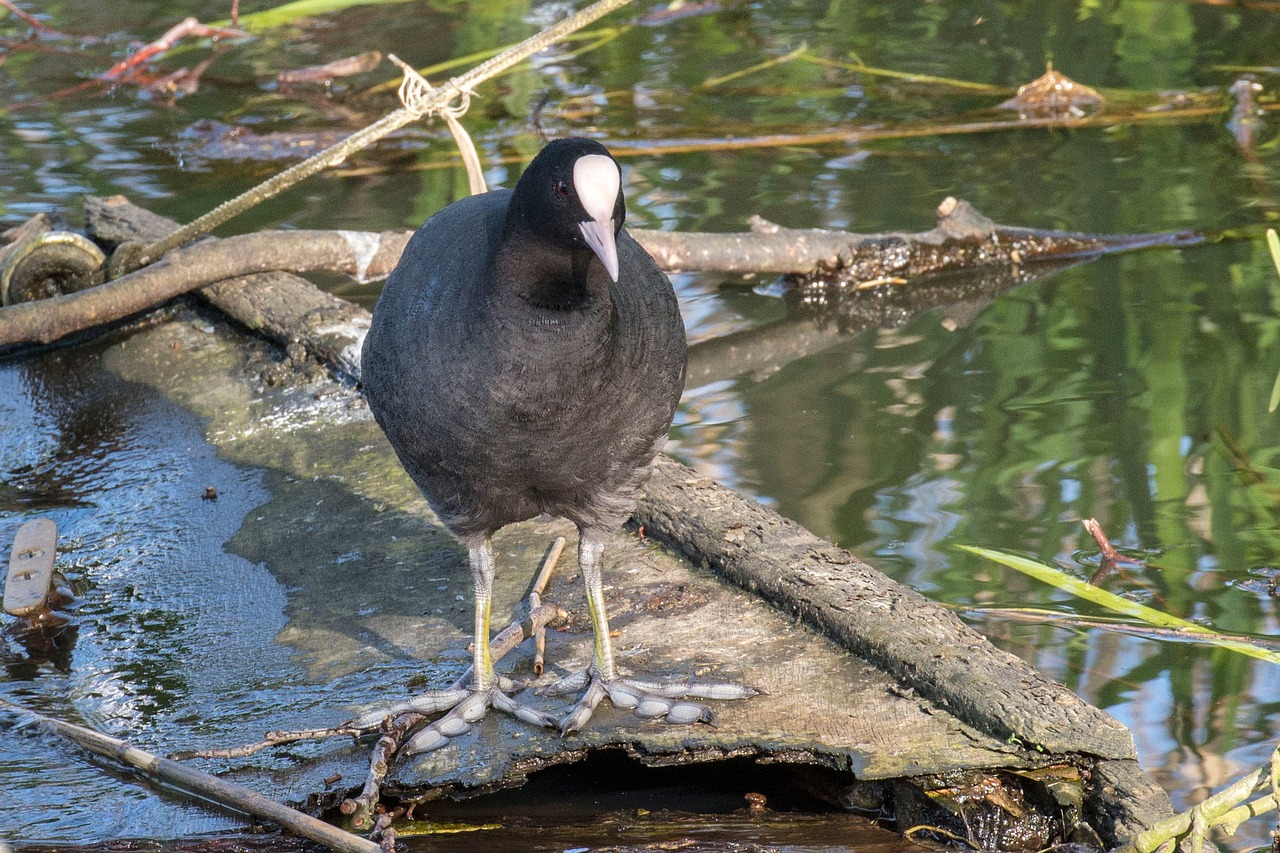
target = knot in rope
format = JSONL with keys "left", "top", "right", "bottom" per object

{"left": 388, "top": 54, "right": 487, "bottom": 195}
{"left": 389, "top": 54, "right": 475, "bottom": 121}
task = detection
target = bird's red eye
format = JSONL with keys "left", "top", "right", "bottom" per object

{"left": 555, "top": 179, "right": 571, "bottom": 198}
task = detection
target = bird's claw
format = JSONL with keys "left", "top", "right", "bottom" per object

{"left": 352, "top": 685, "right": 557, "bottom": 755}
{"left": 552, "top": 668, "right": 757, "bottom": 734}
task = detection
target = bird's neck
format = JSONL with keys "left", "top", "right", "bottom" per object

{"left": 492, "top": 233, "right": 608, "bottom": 315}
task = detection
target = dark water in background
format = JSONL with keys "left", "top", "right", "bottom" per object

{"left": 3, "top": 0, "right": 1280, "bottom": 847}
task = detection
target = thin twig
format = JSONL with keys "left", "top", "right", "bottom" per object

{"left": 531, "top": 536, "right": 567, "bottom": 676}
{"left": 102, "top": 17, "right": 247, "bottom": 82}
{"left": 179, "top": 724, "right": 368, "bottom": 760}
{"left": 0, "top": 0, "right": 59, "bottom": 34}
{"left": 0, "top": 697, "right": 380, "bottom": 853}
{"left": 1082, "top": 517, "right": 1144, "bottom": 585}
{"left": 340, "top": 602, "right": 564, "bottom": 830}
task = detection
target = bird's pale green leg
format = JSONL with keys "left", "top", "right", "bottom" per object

{"left": 554, "top": 529, "right": 758, "bottom": 734}
{"left": 355, "top": 540, "right": 559, "bottom": 755}
{"left": 581, "top": 533, "right": 618, "bottom": 680}
{"left": 471, "top": 539, "right": 497, "bottom": 691}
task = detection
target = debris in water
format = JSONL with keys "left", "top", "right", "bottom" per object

{"left": 277, "top": 51, "right": 383, "bottom": 85}
{"left": 999, "top": 62, "right": 1103, "bottom": 119}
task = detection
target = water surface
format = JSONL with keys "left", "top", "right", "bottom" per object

{"left": 3, "top": 0, "right": 1280, "bottom": 848}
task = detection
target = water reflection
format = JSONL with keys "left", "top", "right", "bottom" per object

{"left": 0, "top": 346, "right": 279, "bottom": 839}
{"left": 3, "top": 0, "right": 1280, "bottom": 846}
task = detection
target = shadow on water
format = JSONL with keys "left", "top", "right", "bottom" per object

{"left": 14, "top": 754, "right": 915, "bottom": 853}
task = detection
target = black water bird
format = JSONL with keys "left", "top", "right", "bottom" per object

{"left": 360, "top": 138, "right": 754, "bottom": 751}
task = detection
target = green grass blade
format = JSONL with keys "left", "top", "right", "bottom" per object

{"left": 219, "top": 0, "right": 417, "bottom": 33}
{"left": 956, "top": 545, "right": 1280, "bottom": 665}
{"left": 1268, "top": 230, "right": 1280, "bottom": 412}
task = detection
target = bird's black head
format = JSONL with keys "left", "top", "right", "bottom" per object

{"left": 505, "top": 137, "right": 626, "bottom": 282}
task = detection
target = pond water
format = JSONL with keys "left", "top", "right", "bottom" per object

{"left": 3, "top": 0, "right": 1280, "bottom": 849}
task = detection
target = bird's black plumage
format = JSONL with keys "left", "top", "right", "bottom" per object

{"left": 361, "top": 138, "right": 686, "bottom": 546}
{"left": 358, "top": 139, "right": 749, "bottom": 747}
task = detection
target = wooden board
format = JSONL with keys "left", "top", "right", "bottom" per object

{"left": 4, "top": 518, "right": 57, "bottom": 618}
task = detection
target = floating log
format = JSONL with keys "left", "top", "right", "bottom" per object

{"left": 53, "top": 195, "right": 1176, "bottom": 847}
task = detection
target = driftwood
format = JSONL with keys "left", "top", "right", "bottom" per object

{"left": 0, "top": 194, "right": 1201, "bottom": 353}
{"left": 0, "top": 225, "right": 405, "bottom": 351}
{"left": 639, "top": 199, "right": 1201, "bottom": 275}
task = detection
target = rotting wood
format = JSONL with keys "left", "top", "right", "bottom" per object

{"left": 0, "top": 225, "right": 405, "bottom": 351}
{"left": 638, "top": 200, "right": 1201, "bottom": 275}
{"left": 77, "top": 200, "right": 1125, "bottom": 758}
{"left": 81, "top": 197, "right": 371, "bottom": 378}
{"left": 0, "top": 193, "right": 1196, "bottom": 358}
{"left": 634, "top": 458, "right": 1130, "bottom": 757}
{"left": 76, "top": 196, "right": 1173, "bottom": 843}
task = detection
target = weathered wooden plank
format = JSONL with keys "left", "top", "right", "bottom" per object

{"left": 4, "top": 518, "right": 58, "bottom": 618}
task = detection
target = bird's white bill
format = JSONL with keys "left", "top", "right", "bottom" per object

{"left": 578, "top": 218, "right": 620, "bottom": 282}
{"left": 574, "top": 154, "right": 620, "bottom": 222}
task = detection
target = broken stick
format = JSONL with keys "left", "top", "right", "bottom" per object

{"left": 0, "top": 697, "right": 380, "bottom": 853}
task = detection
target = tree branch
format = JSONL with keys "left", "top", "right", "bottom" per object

{"left": 0, "top": 194, "right": 1204, "bottom": 354}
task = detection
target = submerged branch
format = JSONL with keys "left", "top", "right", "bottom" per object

{"left": 0, "top": 697, "right": 380, "bottom": 853}
{"left": 639, "top": 198, "right": 1202, "bottom": 275}
{"left": 1111, "top": 746, "right": 1280, "bottom": 853}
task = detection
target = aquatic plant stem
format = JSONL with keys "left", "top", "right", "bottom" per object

{"left": 1110, "top": 746, "right": 1280, "bottom": 853}
{"left": 959, "top": 545, "right": 1280, "bottom": 666}
{"left": 0, "top": 697, "right": 381, "bottom": 853}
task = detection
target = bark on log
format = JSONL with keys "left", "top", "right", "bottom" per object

{"left": 0, "top": 194, "right": 1203, "bottom": 354}
{"left": 0, "top": 213, "right": 405, "bottom": 353}
{"left": 635, "top": 457, "right": 1135, "bottom": 758}
{"left": 635, "top": 200, "right": 1202, "bottom": 275}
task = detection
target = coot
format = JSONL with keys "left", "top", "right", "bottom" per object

{"left": 361, "top": 138, "right": 753, "bottom": 751}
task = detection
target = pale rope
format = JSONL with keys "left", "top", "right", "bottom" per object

{"left": 389, "top": 54, "right": 487, "bottom": 196}
{"left": 127, "top": 0, "right": 635, "bottom": 273}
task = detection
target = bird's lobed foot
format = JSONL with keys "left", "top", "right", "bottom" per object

{"left": 350, "top": 679, "right": 558, "bottom": 755}
{"left": 544, "top": 667, "right": 758, "bottom": 734}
